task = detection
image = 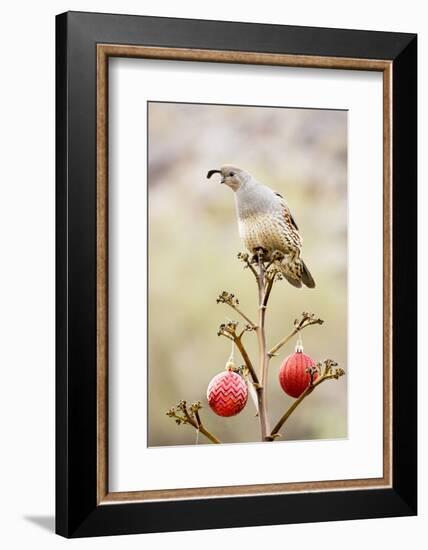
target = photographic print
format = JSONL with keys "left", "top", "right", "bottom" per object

{"left": 148, "top": 101, "right": 348, "bottom": 447}
{"left": 57, "top": 14, "right": 417, "bottom": 536}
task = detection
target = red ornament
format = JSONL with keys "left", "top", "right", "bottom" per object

{"left": 279, "top": 346, "right": 317, "bottom": 398}
{"left": 207, "top": 369, "right": 248, "bottom": 417}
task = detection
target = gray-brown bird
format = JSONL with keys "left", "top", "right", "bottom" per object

{"left": 207, "top": 165, "right": 315, "bottom": 288}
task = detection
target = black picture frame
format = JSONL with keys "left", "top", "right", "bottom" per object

{"left": 56, "top": 11, "right": 417, "bottom": 538}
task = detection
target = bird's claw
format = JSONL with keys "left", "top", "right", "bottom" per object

{"left": 250, "top": 248, "right": 268, "bottom": 264}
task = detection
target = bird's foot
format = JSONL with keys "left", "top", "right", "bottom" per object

{"left": 251, "top": 248, "right": 268, "bottom": 264}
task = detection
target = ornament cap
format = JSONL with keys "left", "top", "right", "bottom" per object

{"left": 295, "top": 334, "right": 304, "bottom": 353}
{"left": 225, "top": 359, "right": 235, "bottom": 371}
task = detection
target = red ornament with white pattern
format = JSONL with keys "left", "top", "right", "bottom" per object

{"left": 207, "top": 359, "right": 248, "bottom": 417}
{"left": 279, "top": 340, "right": 317, "bottom": 398}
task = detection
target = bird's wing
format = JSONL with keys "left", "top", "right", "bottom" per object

{"left": 275, "top": 192, "right": 299, "bottom": 231}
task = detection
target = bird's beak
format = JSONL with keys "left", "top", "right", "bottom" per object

{"left": 206, "top": 169, "right": 224, "bottom": 183}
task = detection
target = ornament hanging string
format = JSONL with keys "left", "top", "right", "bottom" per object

{"left": 226, "top": 339, "right": 235, "bottom": 370}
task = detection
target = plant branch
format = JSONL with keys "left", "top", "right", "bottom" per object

{"left": 234, "top": 335, "right": 260, "bottom": 387}
{"left": 197, "top": 424, "right": 221, "bottom": 444}
{"left": 268, "top": 312, "right": 324, "bottom": 358}
{"left": 169, "top": 251, "right": 341, "bottom": 446}
{"left": 255, "top": 248, "right": 271, "bottom": 440}
{"left": 267, "top": 386, "right": 314, "bottom": 440}
{"left": 229, "top": 303, "right": 256, "bottom": 329}
{"left": 218, "top": 332, "right": 234, "bottom": 341}
{"left": 268, "top": 360, "right": 345, "bottom": 440}
{"left": 166, "top": 401, "right": 221, "bottom": 444}
{"left": 262, "top": 270, "right": 277, "bottom": 308}
{"left": 218, "top": 321, "right": 260, "bottom": 387}
{"left": 216, "top": 291, "right": 257, "bottom": 329}
{"left": 237, "top": 251, "right": 259, "bottom": 280}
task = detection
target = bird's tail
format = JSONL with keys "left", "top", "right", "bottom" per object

{"left": 301, "top": 260, "right": 316, "bottom": 289}
{"left": 276, "top": 257, "right": 316, "bottom": 289}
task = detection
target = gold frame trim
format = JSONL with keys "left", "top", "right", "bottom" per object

{"left": 96, "top": 44, "right": 393, "bottom": 505}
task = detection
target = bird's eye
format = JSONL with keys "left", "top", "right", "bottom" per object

{"left": 229, "top": 171, "right": 234, "bottom": 177}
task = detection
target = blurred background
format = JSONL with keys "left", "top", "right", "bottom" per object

{"left": 147, "top": 101, "right": 347, "bottom": 446}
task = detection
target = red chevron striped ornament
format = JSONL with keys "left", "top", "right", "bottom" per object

{"left": 279, "top": 341, "right": 317, "bottom": 398}
{"left": 207, "top": 366, "right": 248, "bottom": 417}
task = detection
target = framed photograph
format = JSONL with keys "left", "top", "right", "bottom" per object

{"left": 56, "top": 11, "right": 417, "bottom": 537}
